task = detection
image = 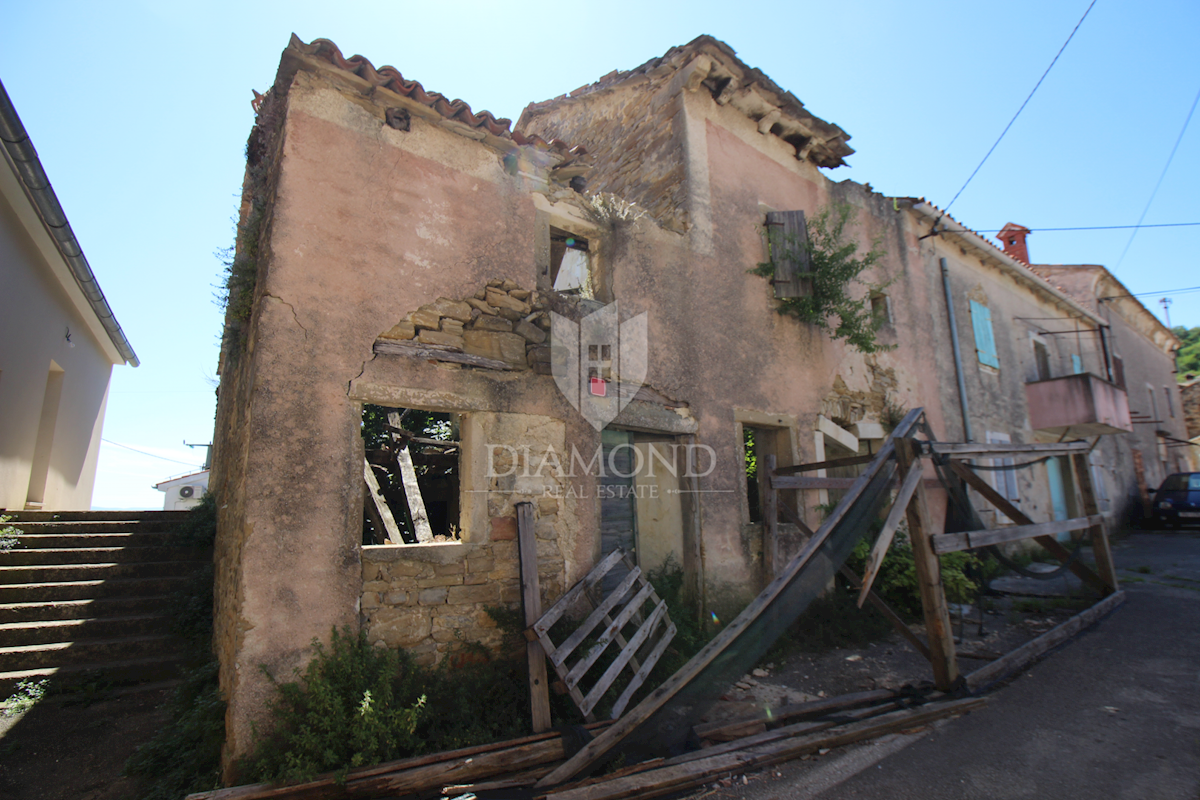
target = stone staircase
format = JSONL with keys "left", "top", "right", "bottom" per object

{"left": 0, "top": 510, "right": 209, "bottom": 695}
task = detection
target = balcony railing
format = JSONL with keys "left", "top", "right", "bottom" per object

{"left": 1025, "top": 372, "right": 1132, "bottom": 437}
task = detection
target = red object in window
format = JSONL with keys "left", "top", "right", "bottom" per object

{"left": 589, "top": 377, "right": 608, "bottom": 397}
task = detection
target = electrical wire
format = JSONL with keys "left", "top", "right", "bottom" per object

{"left": 1100, "top": 284, "right": 1200, "bottom": 301}
{"left": 942, "top": 0, "right": 1096, "bottom": 214}
{"left": 1114, "top": 84, "right": 1200, "bottom": 270}
{"left": 966, "top": 222, "right": 1200, "bottom": 233}
{"left": 101, "top": 438, "right": 203, "bottom": 468}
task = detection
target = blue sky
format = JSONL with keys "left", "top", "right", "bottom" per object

{"left": 2, "top": 1, "right": 1197, "bottom": 508}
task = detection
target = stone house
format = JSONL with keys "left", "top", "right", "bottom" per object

{"left": 0, "top": 79, "right": 138, "bottom": 511}
{"left": 209, "top": 34, "right": 1179, "bottom": 766}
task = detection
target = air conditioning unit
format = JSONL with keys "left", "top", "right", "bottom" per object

{"left": 179, "top": 485, "right": 195, "bottom": 499}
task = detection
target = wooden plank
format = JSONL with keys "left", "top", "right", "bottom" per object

{"left": 551, "top": 568, "right": 642, "bottom": 668}
{"left": 946, "top": 461, "right": 1111, "bottom": 594}
{"left": 534, "top": 408, "right": 925, "bottom": 788}
{"left": 897, "top": 437, "right": 957, "bottom": 691}
{"left": 1073, "top": 452, "right": 1119, "bottom": 592}
{"left": 967, "top": 591, "right": 1126, "bottom": 690}
{"left": 517, "top": 502, "right": 552, "bottom": 734}
{"left": 545, "top": 698, "right": 987, "bottom": 800}
{"left": 771, "top": 476, "right": 861, "bottom": 490}
{"left": 610, "top": 620, "right": 675, "bottom": 719}
{"left": 373, "top": 338, "right": 515, "bottom": 370}
{"left": 581, "top": 600, "right": 668, "bottom": 716}
{"left": 386, "top": 412, "right": 434, "bottom": 543}
{"left": 931, "top": 441, "right": 1090, "bottom": 458}
{"left": 534, "top": 550, "right": 625, "bottom": 638}
{"left": 692, "top": 689, "right": 896, "bottom": 742}
{"left": 186, "top": 722, "right": 614, "bottom": 800}
{"left": 774, "top": 500, "right": 931, "bottom": 661}
{"left": 565, "top": 581, "right": 654, "bottom": 688}
{"left": 857, "top": 458, "right": 924, "bottom": 607}
{"left": 363, "top": 463, "right": 402, "bottom": 545}
{"left": 763, "top": 453, "right": 779, "bottom": 579}
{"left": 931, "top": 514, "right": 1105, "bottom": 554}
{"left": 773, "top": 453, "right": 879, "bottom": 475}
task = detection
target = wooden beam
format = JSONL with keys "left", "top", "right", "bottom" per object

{"left": 771, "top": 476, "right": 862, "bottom": 490}
{"left": 857, "top": 459, "right": 924, "bottom": 607}
{"left": 931, "top": 441, "right": 1090, "bottom": 458}
{"left": 1073, "top": 452, "right": 1119, "bottom": 592}
{"left": 692, "top": 689, "right": 896, "bottom": 742}
{"left": 374, "top": 338, "right": 516, "bottom": 370}
{"left": 774, "top": 501, "right": 931, "bottom": 662}
{"left": 533, "top": 407, "right": 926, "bottom": 788}
{"left": 533, "top": 550, "right": 624, "bottom": 638}
{"left": 386, "top": 412, "right": 434, "bottom": 543}
{"left": 931, "top": 515, "right": 1105, "bottom": 554}
{"left": 363, "top": 463, "right": 403, "bottom": 544}
{"left": 517, "top": 503, "right": 552, "bottom": 734}
{"left": 945, "top": 461, "right": 1112, "bottom": 595}
{"left": 773, "top": 453, "right": 879, "bottom": 475}
{"left": 763, "top": 453, "right": 779, "bottom": 579}
{"left": 896, "top": 437, "right": 958, "bottom": 690}
{"left": 966, "top": 591, "right": 1125, "bottom": 690}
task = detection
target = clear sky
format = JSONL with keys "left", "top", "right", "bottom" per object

{"left": 2, "top": 1, "right": 1197, "bottom": 508}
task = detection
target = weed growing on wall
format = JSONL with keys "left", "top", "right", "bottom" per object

{"left": 752, "top": 203, "right": 892, "bottom": 354}
{"left": 0, "top": 515, "right": 19, "bottom": 551}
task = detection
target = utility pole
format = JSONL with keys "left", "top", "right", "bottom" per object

{"left": 1160, "top": 297, "right": 1172, "bottom": 328}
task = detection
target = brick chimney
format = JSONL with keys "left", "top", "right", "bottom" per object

{"left": 998, "top": 223, "right": 1031, "bottom": 263}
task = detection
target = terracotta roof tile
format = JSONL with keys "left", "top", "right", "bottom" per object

{"left": 285, "top": 35, "right": 586, "bottom": 159}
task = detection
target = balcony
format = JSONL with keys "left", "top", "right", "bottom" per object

{"left": 1025, "top": 372, "right": 1132, "bottom": 437}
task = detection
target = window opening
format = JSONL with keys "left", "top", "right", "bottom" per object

{"left": 1112, "top": 354, "right": 1125, "bottom": 388}
{"left": 1033, "top": 339, "right": 1051, "bottom": 381}
{"left": 1164, "top": 386, "right": 1175, "bottom": 418}
{"left": 361, "top": 404, "right": 460, "bottom": 544}
{"left": 870, "top": 292, "right": 892, "bottom": 326}
{"left": 550, "top": 227, "right": 591, "bottom": 294}
{"left": 744, "top": 427, "right": 762, "bottom": 523}
{"left": 1071, "top": 353, "right": 1083, "bottom": 375}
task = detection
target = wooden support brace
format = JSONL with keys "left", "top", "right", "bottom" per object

{"left": 945, "top": 460, "right": 1113, "bottom": 595}
{"left": 387, "top": 412, "right": 434, "bottom": 543}
{"left": 896, "top": 437, "right": 958, "bottom": 690}
{"left": 931, "top": 515, "right": 1105, "bottom": 554}
{"left": 1072, "top": 452, "right": 1119, "bottom": 592}
{"left": 857, "top": 458, "right": 924, "bottom": 607}
{"left": 363, "top": 463, "right": 403, "bottom": 544}
{"left": 763, "top": 453, "right": 779, "bottom": 579}
{"left": 517, "top": 502, "right": 552, "bottom": 733}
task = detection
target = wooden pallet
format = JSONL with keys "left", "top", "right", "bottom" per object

{"left": 528, "top": 549, "right": 676, "bottom": 721}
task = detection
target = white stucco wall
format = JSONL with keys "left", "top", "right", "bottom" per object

{"left": 0, "top": 176, "right": 116, "bottom": 511}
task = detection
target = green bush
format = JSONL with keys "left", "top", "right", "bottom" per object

{"left": 0, "top": 515, "right": 20, "bottom": 552}
{"left": 845, "top": 534, "right": 981, "bottom": 620}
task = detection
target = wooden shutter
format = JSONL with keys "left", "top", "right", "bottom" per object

{"left": 1112, "top": 355, "right": 1125, "bottom": 388}
{"left": 969, "top": 300, "right": 1000, "bottom": 368}
{"left": 765, "top": 210, "right": 810, "bottom": 299}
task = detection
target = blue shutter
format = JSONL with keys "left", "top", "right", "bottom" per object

{"left": 969, "top": 300, "right": 1000, "bottom": 368}
{"left": 1071, "top": 354, "right": 1083, "bottom": 374}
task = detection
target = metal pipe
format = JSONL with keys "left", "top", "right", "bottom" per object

{"left": 940, "top": 258, "right": 973, "bottom": 442}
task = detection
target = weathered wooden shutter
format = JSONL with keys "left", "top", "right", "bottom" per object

{"left": 969, "top": 300, "right": 1000, "bottom": 368}
{"left": 765, "top": 210, "right": 810, "bottom": 299}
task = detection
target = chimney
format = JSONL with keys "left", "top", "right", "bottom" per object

{"left": 998, "top": 223, "right": 1031, "bottom": 263}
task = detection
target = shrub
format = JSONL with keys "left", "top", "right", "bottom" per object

{"left": 845, "top": 534, "right": 981, "bottom": 620}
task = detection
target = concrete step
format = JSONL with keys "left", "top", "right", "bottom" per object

{"left": 0, "top": 615, "right": 173, "bottom": 647}
{"left": 0, "top": 596, "right": 175, "bottom": 624}
{"left": 6, "top": 532, "right": 177, "bottom": 549}
{"left": 2, "top": 511, "right": 187, "bottom": 523}
{"left": 0, "top": 547, "right": 210, "bottom": 566}
{"left": 0, "top": 577, "right": 190, "bottom": 603}
{"left": 0, "top": 635, "right": 186, "bottom": 672}
{"left": 3, "top": 520, "right": 179, "bottom": 534}
{"left": 0, "top": 561, "right": 199, "bottom": 585}
{"left": 0, "top": 654, "right": 187, "bottom": 695}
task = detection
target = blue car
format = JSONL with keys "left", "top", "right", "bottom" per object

{"left": 1153, "top": 473, "right": 1200, "bottom": 528}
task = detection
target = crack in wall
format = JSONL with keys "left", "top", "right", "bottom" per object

{"left": 263, "top": 293, "right": 309, "bottom": 338}
{"left": 348, "top": 354, "right": 376, "bottom": 395}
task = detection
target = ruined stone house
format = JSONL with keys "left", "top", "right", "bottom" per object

{"left": 210, "top": 34, "right": 1185, "bottom": 766}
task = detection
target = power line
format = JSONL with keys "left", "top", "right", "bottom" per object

{"left": 1114, "top": 83, "right": 1200, "bottom": 270}
{"left": 1100, "top": 284, "right": 1200, "bottom": 301}
{"left": 101, "top": 438, "right": 203, "bottom": 468}
{"left": 968, "top": 222, "right": 1200, "bottom": 233}
{"left": 942, "top": 0, "right": 1096, "bottom": 215}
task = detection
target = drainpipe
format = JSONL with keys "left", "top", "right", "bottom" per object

{"left": 940, "top": 258, "right": 973, "bottom": 442}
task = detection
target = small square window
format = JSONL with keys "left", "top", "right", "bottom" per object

{"left": 870, "top": 293, "right": 892, "bottom": 325}
{"left": 550, "top": 227, "right": 592, "bottom": 293}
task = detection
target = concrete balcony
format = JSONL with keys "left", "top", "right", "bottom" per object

{"left": 1025, "top": 372, "right": 1132, "bottom": 437}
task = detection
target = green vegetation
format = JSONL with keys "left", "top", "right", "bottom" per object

{"left": 1173, "top": 325, "right": 1200, "bottom": 379}
{"left": 751, "top": 202, "right": 892, "bottom": 354}
{"left": 0, "top": 514, "right": 19, "bottom": 552}
{"left": 1, "top": 679, "right": 48, "bottom": 718}
{"left": 844, "top": 534, "right": 981, "bottom": 620}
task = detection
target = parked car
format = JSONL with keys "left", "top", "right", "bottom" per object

{"left": 1152, "top": 472, "right": 1200, "bottom": 528}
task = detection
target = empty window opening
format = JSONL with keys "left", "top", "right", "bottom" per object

{"left": 1112, "top": 354, "right": 1125, "bottom": 388}
{"left": 550, "top": 227, "right": 591, "bottom": 294}
{"left": 1164, "top": 386, "right": 1175, "bottom": 418}
{"left": 361, "top": 404, "right": 460, "bottom": 545}
{"left": 744, "top": 427, "right": 762, "bottom": 523}
{"left": 1033, "top": 339, "right": 1051, "bottom": 381}
{"left": 870, "top": 293, "right": 892, "bottom": 326}
{"left": 743, "top": 425, "right": 798, "bottom": 525}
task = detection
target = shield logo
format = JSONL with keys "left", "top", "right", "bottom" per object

{"left": 551, "top": 302, "right": 648, "bottom": 431}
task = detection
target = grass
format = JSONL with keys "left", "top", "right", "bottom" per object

{"left": 1, "top": 679, "right": 48, "bottom": 718}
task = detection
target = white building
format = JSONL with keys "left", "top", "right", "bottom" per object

{"left": 0, "top": 79, "right": 138, "bottom": 510}
{"left": 154, "top": 470, "right": 210, "bottom": 511}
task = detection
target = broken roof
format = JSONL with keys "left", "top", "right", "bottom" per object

{"left": 283, "top": 35, "right": 587, "bottom": 160}
{"left": 520, "top": 35, "right": 855, "bottom": 168}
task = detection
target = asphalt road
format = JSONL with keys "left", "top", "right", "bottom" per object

{"left": 696, "top": 530, "right": 1200, "bottom": 800}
